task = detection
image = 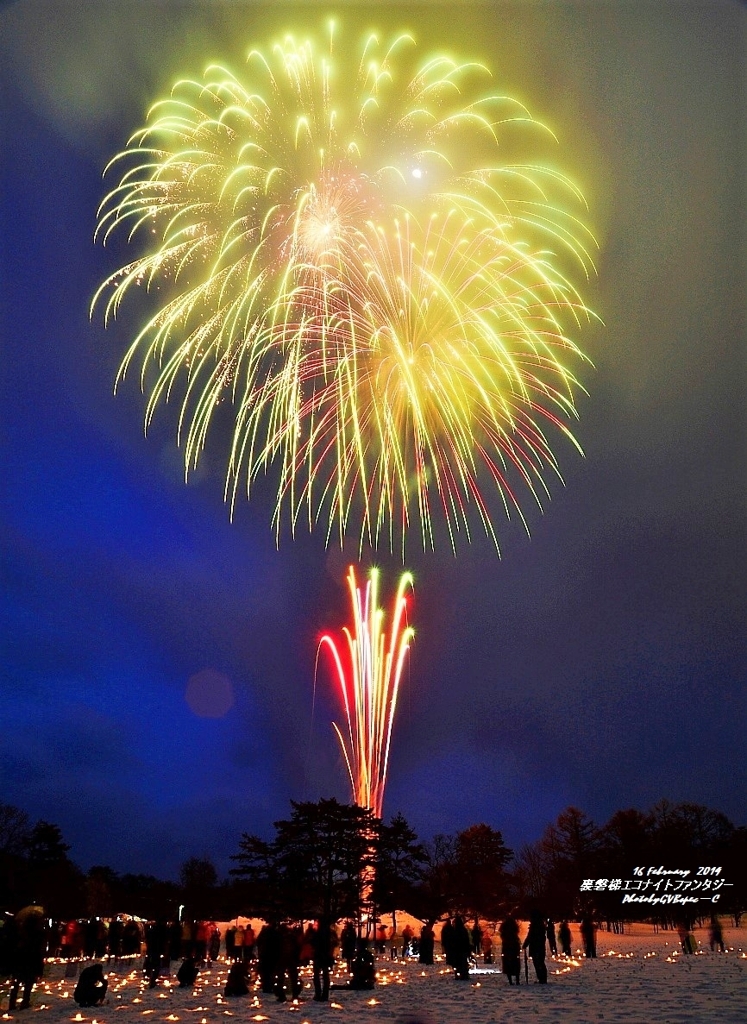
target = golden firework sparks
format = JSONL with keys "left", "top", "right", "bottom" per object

{"left": 92, "top": 24, "right": 598, "bottom": 551}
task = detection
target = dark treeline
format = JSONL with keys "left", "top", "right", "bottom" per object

{"left": 513, "top": 802, "right": 745, "bottom": 928}
{"left": 1, "top": 799, "right": 744, "bottom": 928}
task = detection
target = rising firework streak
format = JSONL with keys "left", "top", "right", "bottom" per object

{"left": 317, "top": 565, "right": 413, "bottom": 817}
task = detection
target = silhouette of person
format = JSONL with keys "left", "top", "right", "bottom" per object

{"left": 108, "top": 918, "right": 123, "bottom": 960}
{"left": 274, "top": 923, "right": 302, "bottom": 1003}
{"left": 233, "top": 924, "right": 245, "bottom": 962}
{"left": 244, "top": 924, "right": 256, "bottom": 961}
{"left": 558, "top": 920, "right": 572, "bottom": 956}
{"left": 349, "top": 943, "right": 376, "bottom": 989}
{"left": 470, "top": 921, "right": 482, "bottom": 957}
{"left": 677, "top": 921, "right": 697, "bottom": 954}
{"left": 451, "top": 916, "right": 471, "bottom": 980}
{"left": 223, "top": 961, "right": 249, "bottom": 997}
{"left": 418, "top": 923, "right": 435, "bottom": 965}
{"left": 499, "top": 916, "right": 521, "bottom": 985}
{"left": 709, "top": 916, "right": 725, "bottom": 952}
{"left": 122, "top": 920, "right": 141, "bottom": 956}
{"left": 256, "top": 922, "right": 280, "bottom": 994}
{"left": 312, "top": 918, "right": 334, "bottom": 1002}
{"left": 176, "top": 956, "right": 199, "bottom": 988}
{"left": 224, "top": 925, "right": 235, "bottom": 961}
{"left": 440, "top": 918, "right": 455, "bottom": 967}
{"left": 546, "top": 918, "right": 557, "bottom": 955}
{"left": 144, "top": 920, "right": 169, "bottom": 988}
{"left": 8, "top": 908, "right": 47, "bottom": 1011}
{"left": 74, "top": 964, "right": 108, "bottom": 1006}
{"left": 580, "top": 915, "right": 596, "bottom": 958}
{"left": 209, "top": 926, "right": 221, "bottom": 962}
{"left": 340, "top": 922, "right": 357, "bottom": 968}
{"left": 522, "top": 910, "right": 548, "bottom": 983}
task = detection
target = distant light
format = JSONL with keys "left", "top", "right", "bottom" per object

{"left": 411, "top": 167, "right": 423, "bottom": 179}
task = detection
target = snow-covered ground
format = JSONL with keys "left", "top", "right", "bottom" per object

{"left": 4, "top": 924, "right": 745, "bottom": 1024}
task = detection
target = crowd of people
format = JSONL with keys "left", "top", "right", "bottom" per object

{"left": 433, "top": 912, "right": 586, "bottom": 985}
{"left": 222, "top": 918, "right": 378, "bottom": 1002}
{"left": 1, "top": 912, "right": 225, "bottom": 1009}
{"left": 34, "top": 917, "right": 222, "bottom": 963}
{"left": 5, "top": 903, "right": 723, "bottom": 1010}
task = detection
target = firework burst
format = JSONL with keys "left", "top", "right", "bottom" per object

{"left": 93, "top": 24, "right": 597, "bottom": 551}
{"left": 317, "top": 565, "right": 414, "bottom": 818}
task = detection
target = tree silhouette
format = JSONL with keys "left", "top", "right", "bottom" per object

{"left": 179, "top": 857, "right": 219, "bottom": 919}
{"left": 0, "top": 804, "right": 31, "bottom": 855}
{"left": 25, "top": 821, "right": 71, "bottom": 867}
{"left": 517, "top": 807, "right": 600, "bottom": 918}
{"left": 454, "top": 823, "right": 513, "bottom": 924}
{"left": 232, "top": 798, "right": 380, "bottom": 924}
{"left": 180, "top": 856, "right": 218, "bottom": 890}
{"left": 374, "top": 812, "right": 427, "bottom": 932}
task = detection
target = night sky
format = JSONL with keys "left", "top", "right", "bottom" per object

{"left": 2, "top": 0, "right": 745, "bottom": 881}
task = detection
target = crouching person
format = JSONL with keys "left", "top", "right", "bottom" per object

{"left": 74, "top": 964, "right": 108, "bottom": 1006}
{"left": 176, "top": 956, "right": 199, "bottom": 988}
{"left": 349, "top": 945, "right": 376, "bottom": 990}
{"left": 224, "top": 961, "right": 249, "bottom": 997}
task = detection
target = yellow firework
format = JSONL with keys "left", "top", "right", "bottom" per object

{"left": 92, "top": 24, "right": 597, "bottom": 551}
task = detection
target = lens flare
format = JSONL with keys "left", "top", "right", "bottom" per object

{"left": 92, "top": 24, "right": 597, "bottom": 551}
{"left": 317, "top": 565, "right": 413, "bottom": 818}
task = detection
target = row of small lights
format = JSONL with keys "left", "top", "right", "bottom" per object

{"left": 6, "top": 939, "right": 741, "bottom": 1022}
{"left": 2, "top": 957, "right": 396, "bottom": 1022}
